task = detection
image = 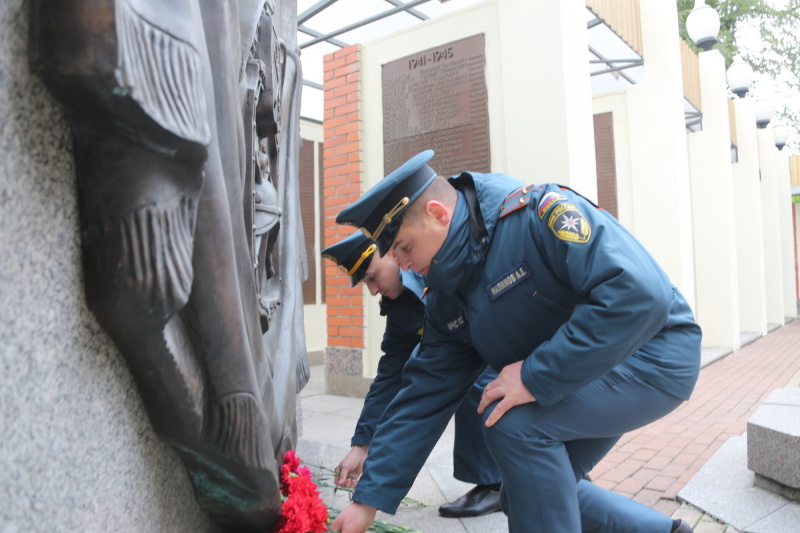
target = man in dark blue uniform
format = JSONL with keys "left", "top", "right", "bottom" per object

{"left": 322, "top": 230, "right": 503, "bottom": 518}
{"left": 329, "top": 151, "right": 699, "bottom": 533}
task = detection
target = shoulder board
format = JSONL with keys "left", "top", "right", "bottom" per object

{"left": 499, "top": 184, "right": 538, "bottom": 219}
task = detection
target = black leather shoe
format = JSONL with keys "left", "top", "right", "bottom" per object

{"left": 671, "top": 519, "right": 693, "bottom": 532}
{"left": 438, "top": 484, "right": 502, "bottom": 518}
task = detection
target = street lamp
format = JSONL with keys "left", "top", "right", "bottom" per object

{"left": 773, "top": 125, "right": 790, "bottom": 150}
{"left": 726, "top": 56, "right": 754, "bottom": 98}
{"left": 755, "top": 99, "right": 774, "bottom": 128}
{"left": 686, "top": 0, "right": 720, "bottom": 51}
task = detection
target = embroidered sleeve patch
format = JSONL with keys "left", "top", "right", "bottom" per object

{"left": 547, "top": 202, "right": 591, "bottom": 243}
{"left": 537, "top": 191, "right": 567, "bottom": 219}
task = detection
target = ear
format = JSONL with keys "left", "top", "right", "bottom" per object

{"left": 424, "top": 200, "right": 451, "bottom": 226}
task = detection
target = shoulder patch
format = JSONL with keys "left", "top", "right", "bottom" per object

{"left": 547, "top": 202, "right": 592, "bottom": 243}
{"left": 537, "top": 191, "right": 567, "bottom": 219}
{"left": 499, "top": 184, "right": 538, "bottom": 219}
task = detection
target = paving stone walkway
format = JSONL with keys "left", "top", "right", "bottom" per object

{"left": 592, "top": 318, "right": 800, "bottom": 529}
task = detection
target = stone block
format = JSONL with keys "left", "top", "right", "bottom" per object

{"left": 747, "top": 388, "right": 800, "bottom": 499}
{"left": 324, "top": 346, "right": 371, "bottom": 397}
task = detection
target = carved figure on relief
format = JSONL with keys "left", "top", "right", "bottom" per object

{"left": 28, "top": 0, "right": 307, "bottom": 529}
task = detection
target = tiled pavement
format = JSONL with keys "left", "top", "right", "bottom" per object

{"left": 298, "top": 315, "right": 800, "bottom": 532}
{"left": 591, "top": 318, "right": 800, "bottom": 528}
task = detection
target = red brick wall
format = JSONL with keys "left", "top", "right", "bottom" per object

{"left": 323, "top": 45, "right": 364, "bottom": 348}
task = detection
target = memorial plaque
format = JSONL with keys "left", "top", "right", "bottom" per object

{"left": 382, "top": 34, "right": 490, "bottom": 177}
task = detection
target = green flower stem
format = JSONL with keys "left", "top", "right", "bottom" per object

{"left": 303, "top": 461, "right": 427, "bottom": 507}
{"left": 326, "top": 507, "right": 425, "bottom": 533}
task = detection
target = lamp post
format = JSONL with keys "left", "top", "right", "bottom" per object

{"left": 773, "top": 124, "right": 790, "bottom": 150}
{"left": 686, "top": 0, "right": 720, "bottom": 51}
{"left": 755, "top": 99, "right": 774, "bottom": 128}
{"left": 726, "top": 55, "right": 754, "bottom": 98}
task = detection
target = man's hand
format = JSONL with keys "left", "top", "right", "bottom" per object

{"left": 477, "top": 361, "right": 536, "bottom": 426}
{"left": 335, "top": 445, "right": 369, "bottom": 488}
{"left": 329, "top": 502, "right": 377, "bottom": 533}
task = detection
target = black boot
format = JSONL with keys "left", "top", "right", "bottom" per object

{"left": 438, "top": 483, "right": 502, "bottom": 518}
{"left": 671, "top": 519, "right": 693, "bottom": 532}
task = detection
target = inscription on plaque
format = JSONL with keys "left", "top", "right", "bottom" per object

{"left": 382, "top": 34, "right": 490, "bottom": 177}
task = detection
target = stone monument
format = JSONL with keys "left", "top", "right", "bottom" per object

{"left": 2, "top": 0, "right": 304, "bottom": 530}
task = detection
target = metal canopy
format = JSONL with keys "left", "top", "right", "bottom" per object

{"left": 297, "top": 0, "right": 694, "bottom": 130}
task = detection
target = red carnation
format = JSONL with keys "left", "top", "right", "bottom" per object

{"left": 273, "top": 451, "right": 329, "bottom": 533}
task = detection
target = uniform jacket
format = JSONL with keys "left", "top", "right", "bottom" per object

{"left": 353, "top": 172, "right": 702, "bottom": 513}
{"left": 350, "top": 270, "right": 426, "bottom": 447}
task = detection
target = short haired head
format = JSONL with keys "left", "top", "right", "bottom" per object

{"left": 336, "top": 150, "right": 437, "bottom": 255}
{"left": 321, "top": 231, "right": 378, "bottom": 286}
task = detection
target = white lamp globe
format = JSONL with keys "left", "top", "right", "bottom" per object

{"left": 686, "top": 0, "right": 721, "bottom": 51}
{"left": 773, "top": 124, "right": 790, "bottom": 150}
{"left": 726, "top": 55, "right": 754, "bottom": 98}
{"left": 755, "top": 99, "right": 774, "bottom": 128}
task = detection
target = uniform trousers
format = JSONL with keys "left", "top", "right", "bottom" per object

{"left": 453, "top": 366, "right": 503, "bottom": 485}
{"left": 481, "top": 361, "right": 683, "bottom": 533}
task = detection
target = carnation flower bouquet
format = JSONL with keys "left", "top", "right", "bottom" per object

{"left": 272, "top": 451, "right": 424, "bottom": 533}
{"left": 273, "top": 451, "right": 329, "bottom": 533}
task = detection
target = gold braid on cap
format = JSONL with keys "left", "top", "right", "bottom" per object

{"left": 368, "top": 197, "right": 409, "bottom": 241}
{"left": 344, "top": 243, "right": 377, "bottom": 276}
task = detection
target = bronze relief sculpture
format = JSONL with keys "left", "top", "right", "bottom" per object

{"left": 29, "top": 0, "right": 307, "bottom": 529}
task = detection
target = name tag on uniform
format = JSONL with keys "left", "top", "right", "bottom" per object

{"left": 445, "top": 314, "right": 466, "bottom": 333}
{"left": 487, "top": 262, "right": 531, "bottom": 300}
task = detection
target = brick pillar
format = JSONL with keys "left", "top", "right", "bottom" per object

{"left": 322, "top": 45, "right": 369, "bottom": 396}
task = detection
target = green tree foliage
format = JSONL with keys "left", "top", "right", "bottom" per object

{"left": 677, "top": 0, "right": 800, "bottom": 144}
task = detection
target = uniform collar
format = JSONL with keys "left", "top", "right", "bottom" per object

{"left": 426, "top": 191, "right": 472, "bottom": 293}
{"left": 425, "top": 173, "right": 525, "bottom": 293}
{"left": 378, "top": 269, "right": 427, "bottom": 314}
{"left": 400, "top": 269, "right": 427, "bottom": 300}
